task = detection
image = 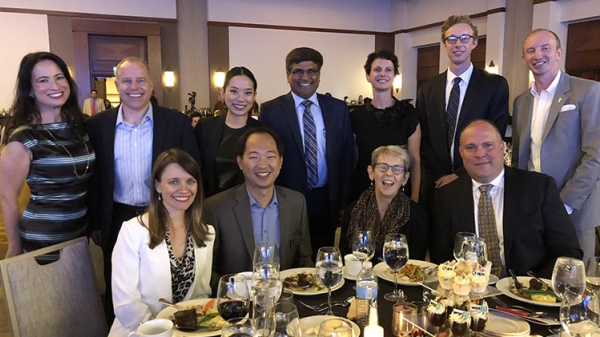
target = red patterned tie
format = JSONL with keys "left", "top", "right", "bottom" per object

{"left": 91, "top": 99, "right": 96, "bottom": 115}
{"left": 478, "top": 184, "right": 502, "bottom": 277}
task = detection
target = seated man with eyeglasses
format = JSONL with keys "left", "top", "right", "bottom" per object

{"left": 339, "top": 145, "right": 429, "bottom": 260}
{"left": 416, "top": 15, "right": 510, "bottom": 249}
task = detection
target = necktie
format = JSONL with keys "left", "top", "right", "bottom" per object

{"left": 91, "top": 99, "right": 96, "bottom": 115}
{"left": 446, "top": 77, "right": 462, "bottom": 152}
{"left": 302, "top": 100, "right": 318, "bottom": 189}
{"left": 478, "top": 184, "right": 502, "bottom": 277}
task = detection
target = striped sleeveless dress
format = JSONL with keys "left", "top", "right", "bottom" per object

{"left": 8, "top": 122, "right": 95, "bottom": 261}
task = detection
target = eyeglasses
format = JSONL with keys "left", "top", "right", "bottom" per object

{"left": 444, "top": 34, "right": 474, "bottom": 44}
{"left": 374, "top": 163, "right": 406, "bottom": 175}
{"left": 290, "top": 68, "right": 319, "bottom": 78}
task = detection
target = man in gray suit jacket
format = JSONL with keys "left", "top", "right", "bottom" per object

{"left": 512, "top": 29, "right": 600, "bottom": 262}
{"left": 203, "top": 126, "right": 313, "bottom": 277}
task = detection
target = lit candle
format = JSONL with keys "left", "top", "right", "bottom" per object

{"left": 364, "top": 306, "right": 383, "bottom": 337}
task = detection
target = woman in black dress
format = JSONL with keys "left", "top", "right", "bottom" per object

{"left": 350, "top": 50, "right": 421, "bottom": 202}
{"left": 194, "top": 67, "right": 262, "bottom": 197}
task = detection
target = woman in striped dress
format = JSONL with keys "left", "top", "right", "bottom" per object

{"left": 0, "top": 52, "right": 95, "bottom": 262}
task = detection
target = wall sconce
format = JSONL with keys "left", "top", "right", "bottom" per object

{"left": 214, "top": 67, "right": 225, "bottom": 89}
{"left": 393, "top": 74, "right": 402, "bottom": 94}
{"left": 486, "top": 60, "right": 498, "bottom": 74}
{"left": 163, "top": 68, "right": 175, "bottom": 91}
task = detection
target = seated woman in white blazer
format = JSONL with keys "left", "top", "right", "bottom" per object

{"left": 109, "top": 149, "right": 214, "bottom": 336}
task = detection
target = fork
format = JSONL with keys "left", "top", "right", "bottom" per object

{"left": 299, "top": 296, "right": 353, "bottom": 312}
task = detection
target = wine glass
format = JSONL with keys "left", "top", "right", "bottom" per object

{"left": 352, "top": 230, "right": 375, "bottom": 267}
{"left": 453, "top": 232, "right": 476, "bottom": 261}
{"left": 315, "top": 247, "right": 344, "bottom": 316}
{"left": 253, "top": 241, "right": 280, "bottom": 279}
{"left": 553, "top": 257, "right": 586, "bottom": 303}
{"left": 560, "top": 293, "right": 600, "bottom": 336}
{"left": 586, "top": 257, "right": 600, "bottom": 294}
{"left": 217, "top": 274, "right": 251, "bottom": 321}
{"left": 460, "top": 236, "right": 487, "bottom": 267}
{"left": 383, "top": 233, "right": 409, "bottom": 302}
{"left": 221, "top": 317, "right": 256, "bottom": 337}
{"left": 317, "top": 318, "right": 353, "bottom": 337}
{"left": 273, "top": 302, "right": 302, "bottom": 337}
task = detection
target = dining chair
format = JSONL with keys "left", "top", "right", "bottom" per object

{"left": 0, "top": 237, "right": 108, "bottom": 337}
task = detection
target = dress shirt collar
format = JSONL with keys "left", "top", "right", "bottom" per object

{"left": 247, "top": 188, "right": 279, "bottom": 208}
{"left": 291, "top": 92, "right": 319, "bottom": 110}
{"left": 471, "top": 168, "right": 505, "bottom": 192}
{"left": 447, "top": 63, "right": 474, "bottom": 86}
{"left": 116, "top": 104, "right": 154, "bottom": 126}
{"left": 530, "top": 70, "right": 561, "bottom": 97}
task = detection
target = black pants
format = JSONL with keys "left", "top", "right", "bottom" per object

{"left": 305, "top": 186, "right": 336, "bottom": 261}
{"left": 103, "top": 203, "right": 145, "bottom": 326}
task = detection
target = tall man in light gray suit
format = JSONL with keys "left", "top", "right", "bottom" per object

{"left": 203, "top": 126, "right": 313, "bottom": 277}
{"left": 512, "top": 29, "right": 600, "bottom": 262}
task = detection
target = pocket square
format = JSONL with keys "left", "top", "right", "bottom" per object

{"left": 560, "top": 104, "right": 576, "bottom": 112}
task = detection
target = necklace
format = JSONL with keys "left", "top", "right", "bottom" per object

{"left": 42, "top": 123, "right": 90, "bottom": 179}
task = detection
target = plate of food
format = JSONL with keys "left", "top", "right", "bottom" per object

{"left": 300, "top": 315, "right": 360, "bottom": 337}
{"left": 496, "top": 276, "right": 561, "bottom": 307}
{"left": 373, "top": 260, "right": 437, "bottom": 286}
{"left": 280, "top": 267, "right": 345, "bottom": 295}
{"left": 156, "top": 298, "right": 225, "bottom": 336}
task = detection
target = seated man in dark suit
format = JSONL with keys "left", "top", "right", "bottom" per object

{"left": 430, "top": 119, "right": 582, "bottom": 278}
{"left": 203, "top": 126, "right": 313, "bottom": 277}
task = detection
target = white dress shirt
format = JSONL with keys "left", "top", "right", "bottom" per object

{"left": 292, "top": 92, "right": 328, "bottom": 187}
{"left": 446, "top": 63, "right": 474, "bottom": 162}
{"left": 471, "top": 169, "right": 506, "bottom": 269}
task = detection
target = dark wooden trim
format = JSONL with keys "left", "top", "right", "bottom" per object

{"left": 0, "top": 6, "right": 176, "bottom": 23}
{"left": 207, "top": 21, "right": 386, "bottom": 35}
{"left": 72, "top": 19, "right": 160, "bottom": 36}
{"left": 533, "top": 0, "right": 556, "bottom": 4}
{"left": 392, "top": 7, "right": 506, "bottom": 35}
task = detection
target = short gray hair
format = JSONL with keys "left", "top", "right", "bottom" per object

{"left": 370, "top": 145, "right": 410, "bottom": 171}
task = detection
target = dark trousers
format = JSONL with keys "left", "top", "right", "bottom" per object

{"left": 103, "top": 203, "right": 145, "bottom": 326}
{"left": 305, "top": 186, "right": 336, "bottom": 261}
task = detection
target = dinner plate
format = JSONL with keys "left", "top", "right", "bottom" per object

{"left": 496, "top": 276, "right": 561, "bottom": 308}
{"left": 300, "top": 315, "right": 360, "bottom": 337}
{"left": 373, "top": 260, "right": 437, "bottom": 286}
{"left": 280, "top": 267, "right": 345, "bottom": 296}
{"left": 480, "top": 310, "right": 530, "bottom": 336}
{"left": 156, "top": 298, "right": 221, "bottom": 337}
{"left": 342, "top": 266, "right": 357, "bottom": 281}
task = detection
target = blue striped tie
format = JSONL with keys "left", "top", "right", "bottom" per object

{"left": 302, "top": 100, "right": 318, "bottom": 189}
{"left": 446, "top": 77, "right": 462, "bottom": 151}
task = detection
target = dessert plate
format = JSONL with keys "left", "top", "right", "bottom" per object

{"left": 480, "top": 310, "right": 530, "bottom": 336}
{"left": 280, "top": 267, "right": 345, "bottom": 296}
{"left": 496, "top": 276, "right": 560, "bottom": 308}
{"left": 300, "top": 315, "right": 360, "bottom": 337}
{"left": 373, "top": 260, "right": 436, "bottom": 286}
{"left": 156, "top": 298, "right": 221, "bottom": 337}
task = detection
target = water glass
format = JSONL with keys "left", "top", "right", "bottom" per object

{"left": 315, "top": 247, "right": 344, "bottom": 315}
{"left": 559, "top": 294, "right": 600, "bottom": 337}
{"left": 253, "top": 242, "right": 280, "bottom": 279}
{"left": 221, "top": 317, "right": 256, "bottom": 337}
{"left": 453, "top": 232, "right": 476, "bottom": 261}
{"left": 586, "top": 257, "right": 600, "bottom": 294}
{"left": 274, "top": 302, "right": 302, "bottom": 337}
{"left": 352, "top": 230, "right": 375, "bottom": 266}
{"left": 553, "top": 257, "right": 586, "bottom": 303}
{"left": 460, "top": 236, "right": 487, "bottom": 267}
{"left": 279, "top": 289, "right": 294, "bottom": 304}
{"left": 251, "top": 293, "right": 276, "bottom": 337}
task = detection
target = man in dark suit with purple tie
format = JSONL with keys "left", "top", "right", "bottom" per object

{"left": 259, "top": 47, "right": 353, "bottom": 256}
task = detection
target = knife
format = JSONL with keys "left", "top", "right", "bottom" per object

{"left": 489, "top": 308, "right": 560, "bottom": 326}
{"left": 509, "top": 269, "right": 524, "bottom": 295}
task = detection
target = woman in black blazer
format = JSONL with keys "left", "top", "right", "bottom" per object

{"left": 195, "top": 67, "right": 262, "bottom": 197}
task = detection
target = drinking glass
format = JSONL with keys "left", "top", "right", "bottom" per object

{"left": 253, "top": 242, "right": 280, "bottom": 279}
{"left": 560, "top": 294, "right": 600, "bottom": 336}
{"left": 317, "top": 318, "right": 353, "bottom": 337}
{"left": 383, "top": 233, "right": 409, "bottom": 302}
{"left": 453, "top": 232, "right": 476, "bottom": 261}
{"left": 352, "top": 230, "right": 375, "bottom": 267}
{"left": 222, "top": 317, "right": 256, "bottom": 337}
{"left": 273, "top": 302, "right": 302, "bottom": 337}
{"left": 553, "top": 257, "right": 586, "bottom": 303}
{"left": 586, "top": 257, "right": 600, "bottom": 294}
{"left": 460, "top": 236, "right": 487, "bottom": 267}
{"left": 315, "top": 247, "right": 344, "bottom": 315}
{"left": 217, "top": 274, "right": 251, "bottom": 321}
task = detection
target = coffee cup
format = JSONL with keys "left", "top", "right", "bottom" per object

{"left": 128, "top": 319, "right": 173, "bottom": 337}
{"left": 344, "top": 254, "right": 363, "bottom": 277}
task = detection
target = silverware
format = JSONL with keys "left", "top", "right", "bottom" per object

{"left": 299, "top": 297, "right": 353, "bottom": 312}
{"left": 159, "top": 297, "right": 185, "bottom": 310}
{"left": 509, "top": 269, "right": 525, "bottom": 295}
{"left": 509, "top": 305, "right": 549, "bottom": 318}
{"left": 490, "top": 295, "right": 508, "bottom": 307}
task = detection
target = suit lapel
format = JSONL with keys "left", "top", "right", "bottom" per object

{"left": 233, "top": 184, "right": 256, "bottom": 262}
{"left": 542, "top": 73, "right": 571, "bottom": 142}
{"left": 458, "top": 68, "right": 482, "bottom": 129}
{"left": 502, "top": 167, "right": 519, "bottom": 267}
{"left": 317, "top": 94, "right": 333, "bottom": 164}
{"left": 104, "top": 109, "right": 118, "bottom": 187}
{"left": 276, "top": 186, "right": 291, "bottom": 266}
{"left": 283, "top": 93, "right": 305, "bottom": 158}
{"left": 152, "top": 105, "right": 166, "bottom": 163}
{"left": 456, "top": 175, "right": 476, "bottom": 233}
{"left": 433, "top": 72, "right": 448, "bottom": 139}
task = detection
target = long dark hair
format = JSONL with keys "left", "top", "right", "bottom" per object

{"left": 10, "top": 52, "right": 84, "bottom": 134}
{"left": 143, "top": 149, "right": 210, "bottom": 249}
